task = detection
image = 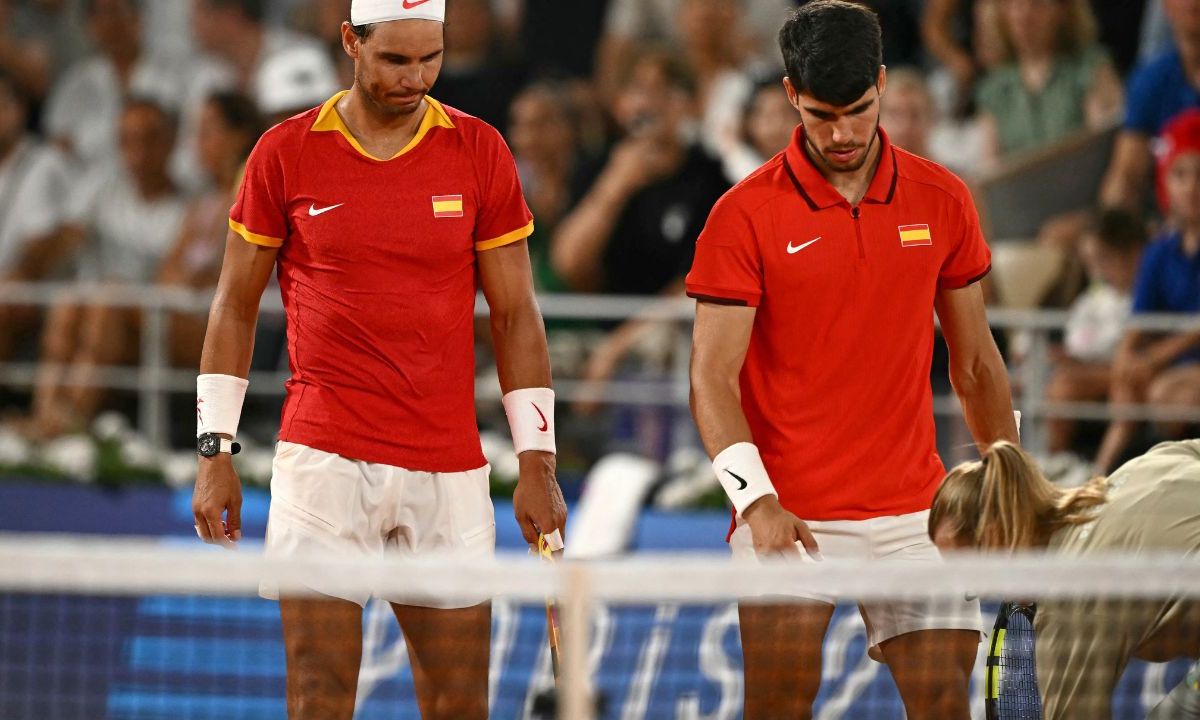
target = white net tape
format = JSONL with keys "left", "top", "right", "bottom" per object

{"left": 2, "top": 534, "right": 1198, "bottom": 602}
{"left": 1, "top": 534, "right": 1197, "bottom": 720}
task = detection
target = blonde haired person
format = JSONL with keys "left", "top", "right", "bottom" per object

{"left": 975, "top": 0, "right": 1123, "bottom": 167}
{"left": 930, "top": 440, "right": 1200, "bottom": 720}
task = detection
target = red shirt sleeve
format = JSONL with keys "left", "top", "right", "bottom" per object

{"left": 473, "top": 124, "right": 533, "bottom": 252}
{"left": 685, "top": 192, "right": 763, "bottom": 307}
{"left": 938, "top": 182, "right": 991, "bottom": 289}
{"left": 229, "top": 129, "right": 289, "bottom": 248}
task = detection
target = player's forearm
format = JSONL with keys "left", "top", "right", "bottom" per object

{"left": 490, "top": 295, "right": 552, "bottom": 393}
{"left": 198, "top": 300, "right": 258, "bottom": 379}
{"left": 690, "top": 368, "right": 754, "bottom": 459}
{"left": 951, "top": 350, "right": 1019, "bottom": 452}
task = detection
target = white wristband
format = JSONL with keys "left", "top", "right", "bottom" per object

{"left": 196, "top": 374, "right": 249, "bottom": 437}
{"left": 712, "top": 442, "right": 778, "bottom": 516}
{"left": 503, "top": 387, "right": 555, "bottom": 454}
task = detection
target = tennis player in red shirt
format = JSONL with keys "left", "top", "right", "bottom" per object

{"left": 190, "top": 1, "right": 566, "bottom": 718}
{"left": 688, "top": 2, "right": 1019, "bottom": 718}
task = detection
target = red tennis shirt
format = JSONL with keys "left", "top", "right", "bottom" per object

{"left": 229, "top": 92, "right": 533, "bottom": 471}
{"left": 686, "top": 126, "right": 991, "bottom": 521}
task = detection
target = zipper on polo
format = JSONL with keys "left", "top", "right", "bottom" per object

{"left": 851, "top": 206, "right": 865, "bottom": 259}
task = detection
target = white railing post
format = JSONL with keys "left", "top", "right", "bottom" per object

{"left": 139, "top": 300, "right": 169, "bottom": 449}
{"left": 560, "top": 562, "right": 594, "bottom": 720}
{"left": 1023, "top": 327, "right": 1051, "bottom": 456}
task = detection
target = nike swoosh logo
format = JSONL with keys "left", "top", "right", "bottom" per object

{"left": 403, "top": 0, "right": 432, "bottom": 7}
{"left": 787, "top": 237, "right": 820, "bottom": 254}
{"left": 308, "top": 203, "right": 344, "bottom": 216}
{"left": 725, "top": 469, "right": 748, "bottom": 491}
{"left": 533, "top": 403, "right": 548, "bottom": 432}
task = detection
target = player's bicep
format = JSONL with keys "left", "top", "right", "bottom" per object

{"left": 691, "top": 300, "right": 757, "bottom": 392}
{"left": 211, "top": 229, "right": 279, "bottom": 318}
{"left": 477, "top": 239, "right": 537, "bottom": 318}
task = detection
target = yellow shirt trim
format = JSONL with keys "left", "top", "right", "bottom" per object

{"left": 310, "top": 91, "right": 455, "bottom": 161}
{"left": 229, "top": 218, "right": 283, "bottom": 248}
{"left": 475, "top": 220, "right": 534, "bottom": 251}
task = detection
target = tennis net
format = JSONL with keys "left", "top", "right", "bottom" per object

{"left": 1, "top": 534, "right": 1197, "bottom": 719}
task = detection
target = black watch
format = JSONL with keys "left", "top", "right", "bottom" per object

{"left": 197, "top": 433, "right": 242, "bottom": 457}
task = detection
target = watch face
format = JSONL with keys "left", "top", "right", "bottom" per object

{"left": 198, "top": 435, "right": 218, "bottom": 456}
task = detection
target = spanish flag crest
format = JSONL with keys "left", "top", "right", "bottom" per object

{"left": 898, "top": 223, "right": 932, "bottom": 247}
{"left": 432, "top": 194, "right": 464, "bottom": 218}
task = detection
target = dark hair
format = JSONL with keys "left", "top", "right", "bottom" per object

{"left": 206, "top": 91, "right": 261, "bottom": 157}
{"left": 621, "top": 46, "right": 697, "bottom": 97}
{"left": 351, "top": 23, "right": 374, "bottom": 40}
{"left": 778, "top": 0, "right": 882, "bottom": 106}
{"left": 203, "top": 0, "right": 265, "bottom": 23}
{"left": 122, "top": 96, "right": 178, "bottom": 135}
{"left": 1088, "top": 208, "right": 1147, "bottom": 254}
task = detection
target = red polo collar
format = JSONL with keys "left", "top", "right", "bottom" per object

{"left": 783, "top": 124, "right": 898, "bottom": 210}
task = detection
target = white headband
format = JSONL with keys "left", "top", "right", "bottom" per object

{"left": 351, "top": 0, "right": 446, "bottom": 25}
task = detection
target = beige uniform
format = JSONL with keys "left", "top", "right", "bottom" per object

{"left": 1038, "top": 441, "right": 1200, "bottom": 720}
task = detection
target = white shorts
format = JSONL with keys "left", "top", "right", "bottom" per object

{"left": 260, "top": 441, "right": 495, "bottom": 608}
{"left": 729, "top": 509, "right": 982, "bottom": 653}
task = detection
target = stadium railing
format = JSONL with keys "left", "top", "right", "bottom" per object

{"left": 1, "top": 281, "right": 1198, "bottom": 455}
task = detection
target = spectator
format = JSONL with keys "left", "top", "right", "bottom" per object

{"left": 976, "top": 0, "right": 1123, "bottom": 168}
{"left": 1046, "top": 209, "right": 1146, "bottom": 455}
{"left": 0, "top": 70, "right": 74, "bottom": 363}
{"left": 876, "top": 66, "right": 989, "bottom": 177}
{"left": 921, "top": 0, "right": 1007, "bottom": 116}
{"left": 1095, "top": 109, "right": 1200, "bottom": 474}
{"left": 433, "top": 0, "right": 525, "bottom": 133}
{"left": 175, "top": 0, "right": 336, "bottom": 189}
{"left": 507, "top": 81, "right": 584, "bottom": 293}
{"left": 0, "top": 0, "right": 88, "bottom": 106}
{"left": 43, "top": 0, "right": 191, "bottom": 170}
{"left": 594, "top": 0, "right": 793, "bottom": 100}
{"left": 309, "top": 0, "right": 354, "bottom": 90}
{"left": 1101, "top": 0, "right": 1200, "bottom": 210}
{"left": 721, "top": 76, "right": 797, "bottom": 183}
{"left": 552, "top": 49, "right": 729, "bottom": 295}
{"left": 255, "top": 40, "right": 340, "bottom": 126}
{"left": 552, "top": 49, "right": 729, "bottom": 411}
{"left": 880, "top": 67, "right": 934, "bottom": 157}
{"left": 26, "top": 99, "right": 186, "bottom": 439}
{"left": 677, "top": 0, "right": 759, "bottom": 169}
{"left": 157, "top": 92, "right": 259, "bottom": 367}
{"left": 188, "top": 0, "right": 334, "bottom": 102}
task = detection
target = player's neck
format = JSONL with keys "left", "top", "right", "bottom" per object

{"left": 337, "top": 87, "right": 428, "bottom": 158}
{"left": 812, "top": 132, "right": 881, "bottom": 206}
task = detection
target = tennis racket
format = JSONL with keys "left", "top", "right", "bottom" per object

{"left": 537, "top": 532, "right": 563, "bottom": 683}
{"left": 985, "top": 602, "right": 1043, "bottom": 720}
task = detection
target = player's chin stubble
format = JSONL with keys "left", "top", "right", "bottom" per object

{"left": 809, "top": 129, "right": 878, "bottom": 174}
{"left": 356, "top": 70, "right": 423, "bottom": 119}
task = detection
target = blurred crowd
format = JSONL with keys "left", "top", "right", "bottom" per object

{"left": 0, "top": 0, "right": 1197, "bottom": 479}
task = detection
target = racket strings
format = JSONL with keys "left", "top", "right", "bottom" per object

{"left": 993, "top": 605, "right": 1043, "bottom": 720}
